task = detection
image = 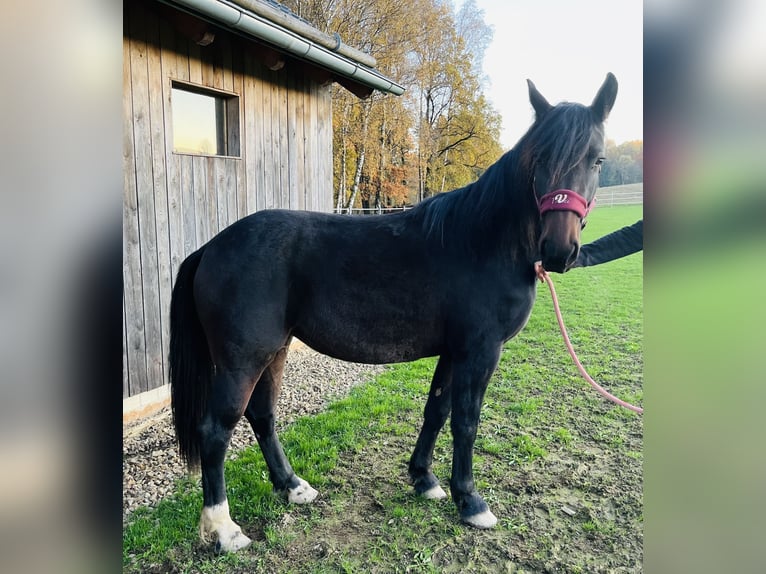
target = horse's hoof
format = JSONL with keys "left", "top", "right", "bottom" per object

{"left": 199, "top": 501, "right": 251, "bottom": 552}
{"left": 287, "top": 477, "right": 318, "bottom": 504}
{"left": 421, "top": 485, "right": 447, "bottom": 500}
{"left": 462, "top": 509, "right": 498, "bottom": 529}
{"left": 216, "top": 530, "right": 252, "bottom": 553}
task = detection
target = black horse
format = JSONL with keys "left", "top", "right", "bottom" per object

{"left": 169, "top": 74, "right": 618, "bottom": 551}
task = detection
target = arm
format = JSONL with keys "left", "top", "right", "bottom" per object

{"left": 572, "top": 220, "right": 643, "bottom": 268}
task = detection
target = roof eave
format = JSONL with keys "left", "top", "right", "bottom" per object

{"left": 160, "top": 0, "right": 405, "bottom": 96}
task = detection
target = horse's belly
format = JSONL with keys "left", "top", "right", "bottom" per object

{"left": 293, "top": 314, "right": 441, "bottom": 365}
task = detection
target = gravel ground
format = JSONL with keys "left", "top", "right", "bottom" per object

{"left": 123, "top": 345, "right": 386, "bottom": 522}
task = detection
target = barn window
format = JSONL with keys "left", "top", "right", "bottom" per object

{"left": 171, "top": 82, "right": 240, "bottom": 157}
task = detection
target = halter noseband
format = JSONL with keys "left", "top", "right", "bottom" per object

{"left": 537, "top": 189, "right": 594, "bottom": 219}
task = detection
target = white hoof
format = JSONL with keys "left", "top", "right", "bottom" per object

{"left": 287, "top": 477, "right": 318, "bottom": 504}
{"left": 216, "top": 530, "right": 252, "bottom": 553}
{"left": 462, "top": 509, "right": 498, "bottom": 529}
{"left": 422, "top": 485, "right": 448, "bottom": 500}
{"left": 199, "top": 501, "right": 252, "bottom": 552}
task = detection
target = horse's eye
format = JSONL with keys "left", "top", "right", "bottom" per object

{"left": 595, "top": 157, "right": 605, "bottom": 166}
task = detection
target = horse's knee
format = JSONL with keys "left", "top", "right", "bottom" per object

{"left": 451, "top": 419, "right": 478, "bottom": 442}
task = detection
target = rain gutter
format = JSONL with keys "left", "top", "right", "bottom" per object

{"left": 163, "top": 0, "right": 405, "bottom": 96}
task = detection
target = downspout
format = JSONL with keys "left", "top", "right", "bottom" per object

{"left": 163, "top": 0, "right": 405, "bottom": 96}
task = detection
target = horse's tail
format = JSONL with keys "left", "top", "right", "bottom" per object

{"left": 169, "top": 246, "right": 210, "bottom": 470}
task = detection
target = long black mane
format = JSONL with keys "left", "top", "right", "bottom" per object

{"left": 415, "top": 102, "right": 600, "bottom": 261}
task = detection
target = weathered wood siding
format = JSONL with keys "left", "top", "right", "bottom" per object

{"left": 123, "top": 1, "right": 333, "bottom": 398}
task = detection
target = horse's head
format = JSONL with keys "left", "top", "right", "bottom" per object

{"left": 526, "top": 73, "right": 618, "bottom": 273}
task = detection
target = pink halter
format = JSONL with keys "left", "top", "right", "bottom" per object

{"left": 537, "top": 189, "right": 594, "bottom": 219}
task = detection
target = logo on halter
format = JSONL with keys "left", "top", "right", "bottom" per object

{"left": 538, "top": 189, "right": 589, "bottom": 218}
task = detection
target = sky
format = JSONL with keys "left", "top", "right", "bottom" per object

{"left": 455, "top": 0, "right": 643, "bottom": 149}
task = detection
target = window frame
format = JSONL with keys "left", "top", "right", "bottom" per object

{"left": 170, "top": 80, "right": 241, "bottom": 159}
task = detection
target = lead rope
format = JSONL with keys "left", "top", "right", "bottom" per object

{"left": 534, "top": 262, "right": 643, "bottom": 414}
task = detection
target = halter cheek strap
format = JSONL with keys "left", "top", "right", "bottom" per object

{"left": 538, "top": 189, "right": 594, "bottom": 219}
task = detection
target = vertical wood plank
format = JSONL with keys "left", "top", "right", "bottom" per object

{"left": 193, "top": 155, "right": 209, "bottom": 245}
{"left": 123, "top": 29, "right": 149, "bottom": 398}
{"left": 305, "top": 80, "right": 319, "bottom": 211}
{"left": 231, "top": 45, "right": 247, "bottom": 219}
{"left": 173, "top": 19, "right": 190, "bottom": 82}
{"left": 210, "top": 41, "right": 225, "bottom": 90}
{"left": 277, "top": 70, "right": 289, "bottom": 208}
{"left": 146, "top": 12, "right": 171, "bottom": 386}
{"left": 128, "top": 4, "right": 164, "bottom": 394}
{"left": 286, "top": 73, "right": 299, "bottom": 210}
{"left": 225, "top": 159, "right": 238, "bottom": 227}
{"left": 206, "top": 156, "right": 219, "bottom": 237}
{"left": 242, "top": 50, "right": 256, "bottom": 214}
{"left": 199, "top": 42, "right": 216, "bottom": 88}
{"left": 180, "top": 156, "right": 197, "bottom": 256}
{"left": 316, "top": 84, "right": 333, "bottom": 212}
{"left": 159, "top": 14, "right": 184, "bottom": 280}
{"left": 221, "top": 34, "right": 234, "bottom": 92}
{"left": 263, "top": 72, "right": 276, "bottom": 209}
{"left": 214, "top": 157, "right": 227, "bottom": 231}
{"left": 188, "top": 43, "right": 202, "bottom": 84}
{"left": 123, "top": 297, "right": 129, "bottom": 398}
{"left": 294, "top": 76, "right": 307, "bottom": 211}
{"left": 251, "top": 65, "right": 266, "bottom": 213}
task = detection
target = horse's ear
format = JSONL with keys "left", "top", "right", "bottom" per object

{"left": 591, "top": 72, "right": 618, "bottom": 122}
{"left": 527, "top": 79, "right": 552, "bottom": 119}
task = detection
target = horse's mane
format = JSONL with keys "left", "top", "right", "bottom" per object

{"left": 413, "top": 102, "right": 599, "bottom": 262}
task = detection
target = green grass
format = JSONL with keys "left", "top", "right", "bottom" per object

{"left": 124, "top": 204, "right": 643, "bottom": 573}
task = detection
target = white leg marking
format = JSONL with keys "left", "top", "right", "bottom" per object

{"left": 421, "top": 485, "right": 448, "bottom": 500}
{"left": 199, "top": 501, "right": 252, "bottom": 552}
{"left": 463, "top": 509, "right": 498, "bottom": 529}
{"left": 287, "top": 476, "right": 318, "bottom": 504}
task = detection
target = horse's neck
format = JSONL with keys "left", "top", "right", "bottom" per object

{"left": 470, "top": 160, "right": 539, "bottom": 259}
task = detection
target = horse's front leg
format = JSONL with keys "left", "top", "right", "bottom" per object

{"left": 449, "top": 344, "right": 502, "bottom": 529}
{"left": 409, "top": 355, "right": 453, "bottom": 499}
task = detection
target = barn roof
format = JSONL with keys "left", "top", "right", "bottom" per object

{"left": 159, "top": 0, "right": 405, "bottom": 97}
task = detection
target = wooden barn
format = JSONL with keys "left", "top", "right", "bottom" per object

{"left": 123, "top": 0, "right": 403, "bottom": 419}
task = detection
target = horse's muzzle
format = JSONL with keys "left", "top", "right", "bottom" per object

{"left": 540, "top": 239, "right": 579, "bottom": 273}
{"left": 538, "top": 209, "right": 582, "bottom": 273}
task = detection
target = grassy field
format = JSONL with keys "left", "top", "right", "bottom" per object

{"left": 124, "top": 204, "right": 643, "bottom": 573}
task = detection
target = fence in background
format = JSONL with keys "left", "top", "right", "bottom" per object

{"left": 594, "top": 183, "right": 643, "bottom": 207}
{"left": 335, "top": 183, "right": 643, "bottom": 215}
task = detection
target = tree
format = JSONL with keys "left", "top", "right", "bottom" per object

{"left": 282, "top": 0, "right": 504, "bottom": 210}
{"left": 600, "top": 139, "right": 644, "bottom": 187}
{"left": 409, "top": 0, "right": 502, "bottom": 200}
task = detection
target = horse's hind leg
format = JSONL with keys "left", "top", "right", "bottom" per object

{"left": 244, "top": 344, "right": 318, "bottom": 504}
{"left": 409, "top": 355, "right": 453, "bottom": 500}
{"left": 198, "top": 368, "right": 257, "bottom": 552}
